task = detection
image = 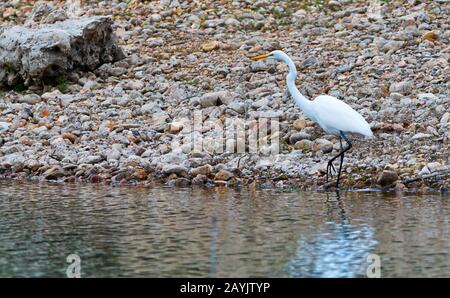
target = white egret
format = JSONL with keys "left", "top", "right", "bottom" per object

{"left": 251, "top": 50, "right": 373, "bottom": 188}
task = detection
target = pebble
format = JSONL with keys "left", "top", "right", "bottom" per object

{"left": 62, "top": 133, "right": 77, "bottom": 143}
{"left": 43, "top": 166, "right": 65, "bottom": 180}
{"left": 214, "top": 169, "right": 234, "bottom": 181}
{"left": 389, "top": 81, "right": 413, "bottom": 95}
{"left": 294, "top": 139, "right": 314, "bottom": 152}
{"left": 411, "top": 133, "right": 432, "bottom": 140}
{"left": 162, "top": 165, "right": 189, "bottom": 177}
{"left": 168, "top": 122, "right": 183, "bottom": 134}
{"left": 400, "top": 98, "right": 413, "bottom": 106}
{"left": 201, "top": 41, "right": 220, "bottom": 52}
{"left": 289, "top": 132, "right": 311, "bottom": 144}
{"left": 190, "top": 164, "right": 213, "bottom": 177}
{"left": 314, "top": 138, "right": 334, "bottom": 154}
{"left": 17, "top": 94, "right": 41, "bottom": 104}
{"left": 199, "top": 91, "right": 237, "bottom": 107}
{"left": 107, "top": 149, "right": 121, "bottom": 161}
{"left": 293, "top": 118, "right": 307, "bottom": 130}
{"left": 150, "top": 14, "right": 162, "bottom": 22}
{"left": 423, "top": 31, "right": 439, "bottom": 42}
{"left": 0, "top": 122, "right": 10, "bottom": 133}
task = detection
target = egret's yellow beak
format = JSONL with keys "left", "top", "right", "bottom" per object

{"left": 250, "top": 53, "right": 272, "bottom": 61}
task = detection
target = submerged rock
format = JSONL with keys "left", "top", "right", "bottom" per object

{"left": 377, "top": 170, "right": 399, "bottom": 187}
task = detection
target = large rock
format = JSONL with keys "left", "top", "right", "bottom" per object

{"left": 0, "top": 16, "right": 124, "bottom": 86}
{"left": 377, "top": 170, "right": 398, "bottom": 187}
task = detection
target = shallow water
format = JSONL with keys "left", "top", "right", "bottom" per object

{"left": 0, "top": 180, "right": 449, "bottom": 277}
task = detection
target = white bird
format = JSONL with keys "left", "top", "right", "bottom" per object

{"left": 251, "top": 50, "right": 373, "bottom": 188}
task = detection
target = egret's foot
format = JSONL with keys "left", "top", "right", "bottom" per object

{"left": 326, "top": 161, "right": 336, "bottom": 181}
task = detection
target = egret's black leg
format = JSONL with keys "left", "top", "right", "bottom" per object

{"left": 326, "top": 136, "right": 342, "bottom": 181}
{"left": 335, "top": 131, "right": 352, "bottom": 188}
{"left": 326, "top": 160, "right": 336, "bottom": 181}
{"left": 336, "top": 140, "right": 345, "bottom": 187}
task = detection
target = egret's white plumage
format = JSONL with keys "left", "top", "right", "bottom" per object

{"left": 309, "top": 95, "right": 373, "bottom": 137}
{"left": 251, "top": 50, "right": 373, "bottom": 187}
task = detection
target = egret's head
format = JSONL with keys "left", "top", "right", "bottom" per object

{"left": 250, "top": 50, "right": 287, "bottom": 62}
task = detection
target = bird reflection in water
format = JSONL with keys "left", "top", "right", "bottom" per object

{"left": 286, "top": 191, "right": 378, "bottom": 277}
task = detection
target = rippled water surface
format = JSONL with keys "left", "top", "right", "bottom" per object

{"left": 0, "top": 181, "right": 449, "bottom": 277}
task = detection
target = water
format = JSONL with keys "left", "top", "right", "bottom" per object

{"left": 0, "top": 180, "right": 449, "bottom": 278}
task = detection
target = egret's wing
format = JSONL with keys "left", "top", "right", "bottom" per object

{"left": 313, "top": 95, "right": 372, "bottom": 137}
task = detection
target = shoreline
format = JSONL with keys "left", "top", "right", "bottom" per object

{"left": 1, "top": 170, "right": 448, "bottom": 195}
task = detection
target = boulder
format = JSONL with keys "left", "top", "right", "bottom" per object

{"left": 0, "top": 16, "right": 124, "bottom": 87}
{"left": 377, "top": 170, "right": 398, "bottom": 187}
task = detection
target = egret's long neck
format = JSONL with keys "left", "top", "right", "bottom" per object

{"left": 283, "top": 56, "right": 314, "bottom": 120}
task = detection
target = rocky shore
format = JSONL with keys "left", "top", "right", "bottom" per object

{"left": 0, "top": 0, "right": 449, "bottom": 193}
